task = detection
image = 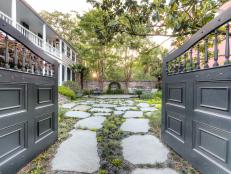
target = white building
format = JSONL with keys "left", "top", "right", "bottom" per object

{"left": 0, "top": 0, "right": 77, "bottom": 85}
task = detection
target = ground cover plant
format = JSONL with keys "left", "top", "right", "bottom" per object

{"left": 97, "top": 115, "right": 131, "bottom": 174}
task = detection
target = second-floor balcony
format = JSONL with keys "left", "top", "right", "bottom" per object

{"left": 0, "top": 0, "right": 77, "bottom": 63}
{"left": 0, "top": 10, "right": 61, "bottom": 60}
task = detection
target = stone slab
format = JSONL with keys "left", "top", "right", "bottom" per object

{"left": 73, "top": 105, "right": 91, "bottom": 111}
{"left": 52, "top": 130, "right": 100, "bottom": 173}
{"left": 120, "top": 119, "right": 150, "bottom": 133}
{"left": 65, "top": 111, "right": 90, "bottom": 118}
{"left": 75, "top": 116, "right": 106, "bottom": 129}
{"left": 61, "top": 103, "right": 76, "bottom": 109}
{"left": 137, "top": 103, "right": 150, "bottom": 108}
{"left": 90, "top": 108, "right": 113, "bottom": 113}
{"left": 93, "top": 113, "right": 111, "bottom": 116}
{"left": 114, "top": 111, "right": 124, "bottom": 116}
{"left": 122, "top": 135, "right": 169, "bottom": 164}
{"left": 123, "top": 111, "right": 143, "bottom": 118}
{"left": 140, "top": 107, "right": 157, "bottom": 112}
{"left": 115, "top": 107, "right": 132, "bottom": 111}
{"left": 92, "top": 104, "right": 117, "bottom": 108}
{"left": 132, "top": 168, "right": 178, "bottom": 174}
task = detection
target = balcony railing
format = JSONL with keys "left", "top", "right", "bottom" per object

{"left": 45, "top": 42, "right": 61, "bottom": 58}
{"left": 16, "top": 23, "right": 43, "bottom": 49}
{"left": 0, "top": 11, "right": 12, "bottom": 25}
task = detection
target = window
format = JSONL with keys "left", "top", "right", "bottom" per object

{"left": 72, "top": 51, "right": 76, "bottom": 62}
{"left": 62, "top": 41, "right": 65, "bottom": 54}
{"left": 62, "top": 65, "right": 65, "bottom": 81}
{"left": 67, "top": 47, "right": 71, "bottom": 58}
{"left": 67, "top": 68, "right": 71, "bottom": 80}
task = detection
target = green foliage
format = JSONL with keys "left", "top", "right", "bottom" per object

{"left": 146, "top": 91, "right": 162, "bottom": 105}
{"left": 135, "top": 90, "right": 143, "bottom": 98}
{"left": 111, "top": 158, "right": 123, "bottom": 167}
{"left": 140, "top": 92, "right": 154, "bottom": 100}
{"left": 63, "top": 81, "right": 80, "bottom": 94}
{"left": 58, "top": 86, "right": 76, "bottom": 100}
{"left": 58, "top": 107, "right": 67, "bottom": 123}
{"left": 98, "top": 170, "right": 108, "bottom": 174}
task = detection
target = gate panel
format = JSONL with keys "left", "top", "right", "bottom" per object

{"left": 0, "top": 18, "right": 58, "bottom": 173}
{"left": 162, "top": 7, "right": 231, "bottom": 174}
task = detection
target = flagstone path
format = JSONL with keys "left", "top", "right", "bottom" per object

{"left": 51, "top": 96, "right": 178, "bottom": 174}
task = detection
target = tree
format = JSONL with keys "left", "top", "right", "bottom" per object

{"left": 71, "top": 64, "right": 89, "bottom": 89}
{"left": 40, "top": 11, "right": 79, "bottom": 46}
{"left": 87, "top": 0, "right": 229, "bottom": 45}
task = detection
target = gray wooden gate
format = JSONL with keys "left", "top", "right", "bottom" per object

{"left": 162, "top": 6, "right": 231, "bottom": 174}
{"left": 0, "top": 18, "right": 58, "bottom": 173}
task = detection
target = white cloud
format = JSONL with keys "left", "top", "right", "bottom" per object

{"left": 24, "top": 0, "right": 92, "bottom": 15}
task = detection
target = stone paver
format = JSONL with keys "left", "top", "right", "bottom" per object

{"left": 122, "top": 135, "right": 169, "bottom": 164}
{"left": 115, "top": 106, "right": 132, "bottom": 111}
{"left": 93, "top": 112, "right": 111, "bottom": 116}
{"left": 62, "top": 103, "right": 76, "bottom": 109}
{"left": 75, "top": 116, "right": 106, "bottom": 129}
{"left": 55, "top": 97, "right": 178, "bottom": 174}
{"left": 90, "top": 108, "right": 113, "bottom": 113}
{"left": 73, "top": 105, "right": 91, "bottom": 111}
{"left": 140, "top": 107, "right": 157, "bottom": 112}
{"left": 137, "top": 103, "right": 150, "bottom": 108}
{"left": 92, "top": 104, "right": 117, "bottom": 108}
{"left": 120, "top": 118, "right": 150, "bottom": 133}
{"left": 132, "top": 168, "right": 178, "bottom": 174}
{"left": 123, "top": 111, "right": 143, "bottom": 118}
{"left": 114, "top": 111, "right": 124, "bottom": 116}
{"left": 52, "top": 130, "right": 100, "bottom": 173}
{"left": 65, "top": 111, "right": 91, "bottom": 118}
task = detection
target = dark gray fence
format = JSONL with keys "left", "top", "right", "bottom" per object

{"left": 162, "top": 6, "right": 231, "bottom": 174}
{"left": 0, "top": 18, "right": 58, "bottom": 173}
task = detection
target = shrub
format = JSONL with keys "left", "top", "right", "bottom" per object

{"left": 58, "top": 86, "right": 76, "bottom": 100}
{"left": 140, "top": 92, "right": 154, "bottom": 99}
{"left": 135, "top": 90, "right": 143, "bottom": 98}
{"left": 63, "top": 81, "right": 80, "bottom": 94}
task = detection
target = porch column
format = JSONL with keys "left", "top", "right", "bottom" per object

{"left": 59, "top": 64, "right": 63, "bottom": 86}
{"left": 11, "top": 0, "right": 17, "bottom": 27}
{"left": 70, "top": 69, "right": 73, "bottom": 81}
{"left": 59, "top": 39, "right": 62, "bottom": 59}
{"left": 43, "top": 24, "right": 46, "bottom": 50}
{"left": 64, "top": 66, "right": 67, "bottom": 82}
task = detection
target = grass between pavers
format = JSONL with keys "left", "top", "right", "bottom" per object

{"left": 144, "top": 109, "right": 201, "bottom": 174}
{"left": 18, "top": 108, "right": 78, "bottom": 174}
{"left": 97, "top": 115, "right": 131, "bottom": 174}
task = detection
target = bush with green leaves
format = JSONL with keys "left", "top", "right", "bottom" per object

{"left": 135, "top": 90, "right": 143, "bottom": 98}
{"left": 58, "top": 86, "right": 76, "bottom": 100}
{"left": 63, "top": 81, "right": 80, "bottom": 94}
{"left": 140, "top": 92, "right": 154, "bottom": 99}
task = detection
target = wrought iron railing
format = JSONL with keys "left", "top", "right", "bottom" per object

{"left": 164, "top": 9, "right": 231, "bottom": 76}
{"left": 0, "top": 29, "right": 54, "bottom": 77}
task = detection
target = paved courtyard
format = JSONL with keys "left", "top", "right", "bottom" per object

{"left": 52, "top": 96, "right": 178, "bottom": 174}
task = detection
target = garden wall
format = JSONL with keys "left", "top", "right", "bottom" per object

{"left": 83, "top": 80, "right": 157, "bottom": 91}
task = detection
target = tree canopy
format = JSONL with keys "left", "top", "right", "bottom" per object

{"left": 40, "top": 0, "right": 228, "bottom": 89}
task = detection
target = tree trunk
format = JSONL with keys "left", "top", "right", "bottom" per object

{"left": 80, "top": 72, "right": 84, "bottom": 90}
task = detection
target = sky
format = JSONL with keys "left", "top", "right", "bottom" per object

{"left": 24, "top": 0, "right": 172, "bottom": 49}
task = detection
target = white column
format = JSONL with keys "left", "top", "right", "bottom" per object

{"left": 43, "top": 24, "right": 46, "bottom": 50}
{"left": 59, "top": 64, "right": 63, "bottom": 86}
{"left": 59, "top": 39, "right": 62, "bottom": 59}
{"left": 11, "top": 0, "right": 17, "bottom": 27}
{"left": 70, "top": 69, "right": 73, "bottom": 81}
{"left": 64, "top": 66, "right": 67, "bottom": 82}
